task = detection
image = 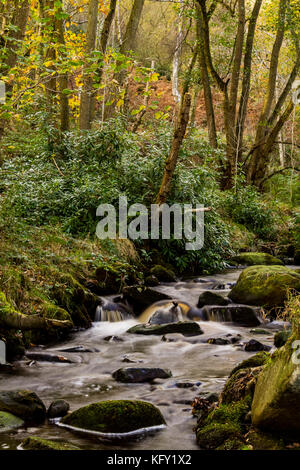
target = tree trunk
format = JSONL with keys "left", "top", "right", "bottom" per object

{"left": 195, "top": 5, "right": 217, "bottom": 148}
{"left": 56, "top": 6, "right": 70, "bottom": 132}
{"left": 79, "top": 0, "right": 99, "bottom": 130}
{"left": 236, "top": 0, "right": 263, "bottom": 157}
{"left": 90, "top": 0, "right": 117, "bottom": 121}
{"left": 120, "top": 0, "right": 145, "bottom": 54}
{"left": 156, "top": 93, "right": 191, "bottom": 205}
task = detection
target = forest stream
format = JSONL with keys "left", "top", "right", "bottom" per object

{"left": 0, "top": 267, "right": 288, "bottom": 451}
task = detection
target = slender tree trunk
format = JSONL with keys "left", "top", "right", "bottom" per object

{"left": 90, "top": 0, "right": 117, "bottom": 121}
{"left": 236, "top": 0, "right": 262, "bottom": 157}
{"left": 156, "top": 93, "right": 191, "bottom": 205}
{"left": 79, "top": 0, "right": 99, "bottom": 130}
{"left": 120, "top": 0, "right": 145, "bottom": 54}
{"left": 195, "top": 5, "right": 217, "bottom": 148}
{"left": 56, "top": 5, "right": 70, "bottom": 132}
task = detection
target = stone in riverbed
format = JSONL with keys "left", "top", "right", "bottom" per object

{"left": 201, "top": 304, "right": 262, "bottom": 326}
{"left": 0, "top": 411, "right": 24, "bottom": 433}
{"left": 22, "top": 436, "right": 80, "bottom": 450}
{"left": 230, "top": 252, "right": 284, "bottom": 266}
{"left": 207, "top": 334, "right": 242, "bottom": 345}
{"left": 25, "top": 352, "right": 75, "bottom": 363}
{"left": 122, "top": 285, "right": 171, "bottom": 313}
{"left": 244, "top": 339, "right": 271, "bottom": 352}
{"left": 47, "top": 399, "right": 70, "bottom": 419}
{"left": 127, "top": 321, "right": 203, "bottom": 336}
{"left": 60, "top": 400, "right": 166, "bottom": 434}
{"left": 0, "top": 390, "right": 46, "bottom": 424}
{"left": 112, "top": 367, "right": 172, "bottom": 383}
{"left": 149, "top": 265, "right": 177, "bottom": 282}
{"left": 228, "top": 265, "right": 300, "bottom": 308}
{"left": 197, "top": 291, "right": 230, "bottom": 308}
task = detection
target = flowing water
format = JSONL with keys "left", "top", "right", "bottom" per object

{"left": 0, "top": 269, "right": 278, "bottom": 450}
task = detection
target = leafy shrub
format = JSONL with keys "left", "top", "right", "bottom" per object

{"left": 224, "top": 185, "right": 277, "bottom": 240}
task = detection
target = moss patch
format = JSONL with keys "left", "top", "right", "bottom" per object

{"left": 22, "top": 436, "right": 80, "bottom": 450}
{"left": 231, "top": 252, "right": 284, "bottom": 266}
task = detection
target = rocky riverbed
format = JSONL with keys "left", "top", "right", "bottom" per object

{"left": 0, "top": 267, "right": 298, "bottom": 450}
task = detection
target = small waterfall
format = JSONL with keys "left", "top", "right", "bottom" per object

{"left": 94, "top": 306, "right": 131, "bottom": 322}
{"left": 203, "top": 307, "right": 233, "bottom": 322}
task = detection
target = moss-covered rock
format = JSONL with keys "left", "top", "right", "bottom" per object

{"left": 274, "top": 329, "right": 292, "bottom": 348}
{"left": 197, "top": 422, "right": 242, "bottom": 450}
{"left": 229, "top": 351, "right": 270, "bottom": 377}
{"left": 22, "top": 436, "right": 80, "bottom": 450}
{"left": 251, "top": 332, "right": 300, "bottom": 433}
{"left": 127, "top": 321, "right": 203, "bottom": 336}
{"left": 61, "top": 400, "right": 166, "bottom": 434}
{"left": 228, "top": 265, "right": 300, "bottom": 307}
{"left": 0, "top": 390, "right": 46, "bottom": 424}
{"left": 245, "top": 429, "right": 285, "bottom": 450}
{"left": 0, "top": 411, "right": 24, "bottom": 433}
{"left": 149, "top": 265, "right": 176, "bottom": 282}
{"left": 196, "top": 393, "right": 252, "bottom": 448}
{"left": 231, "top": 252, "right": 284, "bottom": 266}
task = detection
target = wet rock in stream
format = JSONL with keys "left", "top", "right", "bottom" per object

{"left": 244, "top": 339, "right": 271, "bottom": 352}
{"left": 0, "top": 390, "right": 46, "bottom": 424}
{"left": 47, "top": 399, "right": 70, "bottom": 419}
{"left": 197, "top": 291, "right": 231, "bottom": 308}
{"left": 58, "top": 345, "right": 99, "bottom": 353}
{"left": 0, "top": 411, "right": 24, "bottom": 433}
{"left": 60, "top": 400, "right": 166, "bottom": 436}
{"left": 112, "top": 367, "right": 172, "bottom": 383}
{"left": 25, "top": 352, "right": 76, "bottom": 363}
{"left": 127, "top": 321, "right": 203, "bottom": 336}
{"left": 201, "top": 304, "right": 263, "bottom": 326}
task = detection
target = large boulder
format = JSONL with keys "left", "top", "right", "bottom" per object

{"left": 0, "top": 411, "right": 24, "bottom": 433}
{"left": 251, "top": 332, "right": 300, "bottom": 433}
{"left": 197, "top": 291, "right": 230, "bottom": 308}
{"left": 60, "top": 400, "right": 166, "bottom": 434}
{"left": 0, "top": 390, "right": 46, "bottom": 424}
{"left": 112, "top": 367, "right": 172, "bottom": 383}
{"left": 122, "top": 286, "right": 171, "bottom": 314}
{"left": 201, "top": 304, "right": 262, "bottom": 326}
{"left": 127, "top": 321, "right": 203, "bottom": 336}
{"left": 228, "top": 266, "right": 300, "bottom": 307}
{"left": 231, "top": 252, "right": 284, "bottom": 266}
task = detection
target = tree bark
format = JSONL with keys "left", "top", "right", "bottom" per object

{"left": 236, "top": 0, "right": 262, "bottom": 157}
{"left": 195, "top": 4, "right": 217, "bottom": 148}
{"left": 79, "top": 0, "right": 99, "bottom": 130}
{"left": 56, "top": 5, "right": 70, "bottom": 132}
{"left": 156, "top": 93, "right": 191, "bottom": 205}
